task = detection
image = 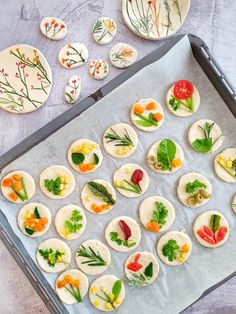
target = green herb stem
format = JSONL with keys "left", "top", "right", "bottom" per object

{"left": 217, "top": 161, "right": 236, "bottom": 180}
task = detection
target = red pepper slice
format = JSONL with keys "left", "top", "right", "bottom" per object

{"left": 127, "top": 253, "right": 143, "bottom": 272}
{"left": 173, "top": 80, "right": 194, "bottom": 99}
{"left": 197, "top": 229, "right": 216, "bottom": 245}
{"left": 203, "top": 226, "right": 215, "bottom": 240}
{"left": 119, "top": 220, "right": 131, "bottom": 241}
{"left": 215, "top": 226, "right": 228, "bottom": 243}
{"left": 131, "top": 169, "right": 143, "bottom": 190}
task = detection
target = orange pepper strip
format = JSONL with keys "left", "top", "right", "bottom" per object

{"left": 146, "top": 221, "right": 160, "bottom": 233}
{"left": 79, "top": 163, "right": 88, "bottom": 172}
{"left": 64, "top": 275, "right": 73, "bottom": 284}
{"left": 12, "top": 174, "right": 21, "bottom": 181}
{"left": 73, "top": 279, "right": 80, "bottom": 288}
{"left": 146, "top": 101, "right": 157, "bottom": 110}
{"left": 172, "top": 158, "right": 182, "bottom": 168}
{"left": 9, "top": 192, "right": 18, "bottom": 201}
{"left": 2, "top": 178, "right": 13, "bottom": 187}
{"left": 133, "top": 104, "right": 144, "bottom": 115}
{"left": 87, "top": 163, "right": 95, "bottom": 171}
{"left": 153, "top": 112, "right": 163, "bottom": 122}
{"left": 13, "top": 181, "right": 22, "bottom": 191}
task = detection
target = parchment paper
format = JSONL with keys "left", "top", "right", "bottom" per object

{"left": 1, "top": 36, "right": 236, "bottom": 314}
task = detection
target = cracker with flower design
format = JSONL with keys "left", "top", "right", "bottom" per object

{"left": 40, "top": 17, "right": 67, "bottom": 40}
{"left": 109, "top": 43, "right": 138, "bottom": 68}
{"left": 59, "top": 43, "right": 88, "bottom": 69}
{"left": 65, "top": 75, "right": 81, "bottom": 104}
{"left": 89, "top": 59, "right": 109, "bottom": 80}
{"left": 92, "top": 17, "right": 117, "bottom": 45}
{"left": 0, "top": 45, "right": 52, "bottom": 113}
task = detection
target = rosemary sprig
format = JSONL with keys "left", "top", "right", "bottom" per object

{"left": 127, "top": 273, "right": 149, "bottom": 287}
{"left": 105, "top": 127, "right": 133, "bottom": 147}
{"left": 77, "top": 245, "right": 108, "bottom": 266}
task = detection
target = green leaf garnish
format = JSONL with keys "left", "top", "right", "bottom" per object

{"left": 44, "top": 177, "right": 62, "bottom": 195}
{"left": 169, "top": 95, "right": 194, "bottom": 112}
{"left": 110, "top": 232, "right": 136, "bottom": 248}
{"left": 210, "top": 214, "right": 221, "bottom": 233}
{"left": 162, "top": 239, "right": 179, "bottom": 262}
{"left": 93, "top": 153, "right": 99, "bottom": 165}
{"left": 152, "top": 202, "right": 168, "bottom": 227}
{"left": 157, "top": 139, "right": 176, "bottom": 170}
{"left": 144, "top": 262, "right": 153, "bottom": 278}
{"left": 72, "top": 152, "right": 85, "bottom": 164}
{"left": 127, "top": 273, "right": 150, "bottom": 287}
{"left": 64, "top": 210, "right": 83, "bottom": 234}
{"left": 33, "top": 206, "right": 41, "bottom": 219}
{"left": 77, "top": 245, "right": 108, "bottom": 266}
{"left": 186, "top": 180, "right": 207, "bottom": 194}
{"left": 38, "top": 248, "right": 65, "bottom": 267}
{"left": 25, "top": 227, "right": 35, "bottom": 235}
{"left": 112, "top": 280, "right": 122, "bottom": 299}
{"left": 87, "top": 181, "right": 116, "bottom": 205}
{"left": 134, "top": 113, "right": 158, "bottom": 127}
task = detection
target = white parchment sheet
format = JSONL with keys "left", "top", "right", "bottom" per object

{"left": 0, "top": 36, "right": 236, "bottom": 314}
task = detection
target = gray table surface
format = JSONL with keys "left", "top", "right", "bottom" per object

{"left": 0, "top": 0, "right": 236, "bottom": 313}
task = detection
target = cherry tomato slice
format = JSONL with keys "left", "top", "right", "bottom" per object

{"left": 215, "top": 226, "right": 228, "bottom": 243}
{"left": 173, "top": 80, "right": 194, "bottom": 99}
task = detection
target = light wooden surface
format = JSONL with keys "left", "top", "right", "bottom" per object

{"left": 0, "top": 1, "right": 236, "bottom": 313}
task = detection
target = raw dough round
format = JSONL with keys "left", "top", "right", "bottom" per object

{"left": 166, "top": 82, "right": 200, "bottom": 117}
{"left": 193, "top": 210, "right": 230, "bottom": 248}
{"left": 40, "top": 17, "right": 67, "bottom": 40}
{"left": 89, "top": 274, "right": 125, "bottom": 311}
{"left": 124, "top": 251, "right": 159, "bottom": 286}
{"left": 1, "top": 170, "right": 36, "bottom": 203}
{"left": 92, "top": 17, "right": 117, "bottom": 45}
{"left": 157, "top": 231, "right": 192, "bottom": 266}
{"left": 103, "top": 123, "right": 138, "bottom": 158}
{"left": 18, "top": 202, "right": 51, "bottom": 237}
{"left": 214, "top": 148, "right": 236, "bottom": 183}
{"left": 89, "top": 59, "right": 109, "bottom": 80}
{"left": 55, "top": 204, "right": 86, "bottom": 240}
{"left": 105, "top": 216, "right": 141, "bottom": 252}
{"left": 109, "top": 43, "right": 138, "bottom": 68}
{"left": 130, "top": 98, "right": 165, "bottom": 132}
{"left": 147, "top": 139, "right": 184, "bottom": 174}
{"left": 232, "top": 193, "right": 236, "bottom": 214}
{"left": 36, "top": 238, "right": 71, "bottom": 273}
{"left": 76, "top": 239, "right": 111, "bottom": 275}
{"left": 113, "top": 163, "right": 149, "bottom": 197}
{"left": 64, "top": 75, "right": 81, "bottom": 104}
{"left": 39, "top": 165, "right": 75, "bottom": 199}
{"left": 67, "top": 139, "right": 103, "bottom": 173}
{"left": 139, "top": 196, "right": 175, "bottom": 233}
{"left": 188, "top": 119, "right": 224, "bottom": 153}
{"left": 55, "top": 269, "right": 89, "bottom": 304}
{"left": 177, "top": 172, "right": 212, "bottom": 208}
{"left": 81, "top": 179, "right": 116, "bottom": 215}
{"left": 58, "top": 43, "right": 88, "bottom": 69}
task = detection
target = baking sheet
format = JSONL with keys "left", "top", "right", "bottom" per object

{"left": 0, "top": 36, "right": 236, "bottom": 314}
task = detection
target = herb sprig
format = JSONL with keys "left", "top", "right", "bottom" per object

{"left": 162, "top": 239, "right": 180, "bottom": 262}
{"left": 169, "top": 95, "right": 194, "bottom": 112}
{"left": 127, "top": 262, "right": 153, "bottom": 287}
{"left": 38, "top": 248, "right": 65, "bottom": 267}
{"left": 77, "top": 245, "right": 108, "bottom": 267}
{"left": 186, "top": 180, "right": 207, "bottom": 194}
{"left": 64, "top": 210, "right": 83, "bottom": 234}
{"left": 94, "top": 280, "right": 122, "bottom": 309}
{"left": 134, "top": 112, "right": 158, "bottom": 128}
{"left": 44, "top": 177, "right": 62, "bottom": 195}
{"left": 110, "top": 232, "right": 136, "bottom": 248}
{"left": 114, "top": 179, "right": 141, "bottom": 194}
{"left": 152, "top": 202, "right": 168, "bottom": 227}
{"left": 105, "top": 127, "right": 133, "bottom": 147}
{"left": 87, "top": 181, "right": 116, "bottom": 205}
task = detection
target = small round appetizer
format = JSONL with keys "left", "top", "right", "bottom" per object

{"left": 36, "top": 238, "right": 71, "bottom": 273}
{"left": 139, "top": 196, "right": 175, "bottom": 233}
{"left": 109, "top": 43, "right": 138, "bottom": 68}
{"left": 157, "top": 231, "right": 192, "bottom": 266}
{"left": 40, "top": 17, "right": 67, "bottom": 40}
{"left": 188, "top": 119, "right": 224, "bottom": 153}
{"left": 89, "top": 59, "right": 109, "bottom": 80}
{"left": 113, "top": 163, "right": 149, "bottom": 197}
{"left": 39, "top": 165, "right": 75, "bottom": 199}
{"left": 214, "top": 148, "right": 236, "bottom": 183}
{"left": 105, "top": 216, "right": 141, "bottom": 252}
{"left": 55, "top": 205, "right": 86, "bottom": 240}
{"left": 55, "top": 269, "right": 89, "bottom": 305}
{"left": 232, "top": 193, "right": 236, "bottom": 214}
{"left": 125, "top": 251, "right": 159, "bottom": 287}
{"left": 147, "top": 139, "right": 184, "bottom": 174}
{"left": 92, "top": 17, "right": 117, "bottom": 45}
{"left": 67, "top": 139, "right": 103, "bottom": 173}
{"left": 76, "top": 239, "right": 111, "bottom": 275}
{"left": 81, "top": 179, "right": 116, "bottom": 215}
{"left": 58, "top": 43, "right": 89, "bottom": 69}
{"left": 18, "top": 202, "right": 51, "bottom": 237}
{"left": 193, "top": 210, "right": 230, "bottom": 248}
{"left": 1, "top": 171, "right": 35, "bottom": 203}
{"left": 177, "top": 172, "right": 212, "bottom": 208}
{"left": 103, "top": 123, "right": 138, "bottom": 158}
{"left": 90, "top": 275, "right": 125, "bottom": 311}
{"left": 130, "top": 98, "right": 164, "bottom": 132}
{"left": 64, "top": 75, "right": 81, "bottom": 104}
{"left": 166, "top": 80, "right": 200, "bottom": 117}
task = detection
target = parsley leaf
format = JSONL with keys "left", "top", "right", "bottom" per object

{"left": 44, "top": 177, "right": 62, "bottom": 195}
{"left": 64, "top": 210, "right": 83, "bottom": 234}
{"left": 38, "top": 248, "right": 64, "bottom": 267}
{"left": 152, "top": 202, "right": 168, "bottom": 227}
{"left": 110, "top": 232, "right": 136, "bottom": 248}
{"left": 162, "top": 239, "right": 179, "bottom": 262}
{"left": 186, "top": 180, "right": 207, "bottom": 194}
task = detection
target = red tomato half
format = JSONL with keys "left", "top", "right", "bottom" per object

{"left": 173, "top": 80, "right": 194, "bottom": 99}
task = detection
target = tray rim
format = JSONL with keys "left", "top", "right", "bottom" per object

{"left": 0, "top": 33, "right": 236, "bottom": 314}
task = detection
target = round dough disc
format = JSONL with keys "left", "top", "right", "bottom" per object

{"left": 109, "top": 43, "right": 138, "bottom": 68}
{"left": 1, "top": 170, "right": 36, "bottom": 203}
{"left": 166, "top": 82, "right": 200, "bottom": 117}
{"left": 18, "top": 202, "right": 51, "bottom": 237}
{"left": 130, "top": 98, "right": 165, "bottom": 132}
{"left": 55, "top": 204, "right": 86, "bottom": 240}
{"left": 113, "top": 163, "right": 149, "bottom": 197}
{"left": 193, "top": 210, "right": 230, "bottom": 248}
{"left": 58, "top": 43, "right": 88, "bottom": 69}
{"left": 36, "top": 238, "right": 71, "bottom": 273}
{"left": 76, "top": 239, "right": 111, "bottom": 275}
{"left": 55, "top": 269, "right": 89, "bottom": 304}
{"left": 89, "top": 59, "right": 109, "bottom": 80}
{"left": 214, "top": 148, "right": 236, "bottom": 183}
{"left": 177, "top": 172, "right": 212, "bottom": 208}
{"left": 232, "top": 193, "right": 236, "bottom": 214}
{"left": 139, "top": 196, "right": 175, "bottom": 233}
{"left": 92, "top": 17, "right": 117, "bottom": 45}
{"left": 81, "top": 179, "right": 116, "bottom": 215}
{"left": 103, "top": 123, "right": 138, "bottom": 158}
{"left": 89, "top": 274, "right": 125, "bottom": 311}
{"left": 125, "top": 251, "right": 159, "bottom": 286}
{"left": 105, "top": 216, "right": 141, "bottom": 252}
{"left": 40, "top": 17, "right": 67, "bottom": 40}
{"left": 39, "top": 165, "right": 75, "bottom": 199}
{"left": 188, "top": 119, "right": 224, "bottom": 153}
{"left": 157, "top": 231, "right": 192, "bottom": 266}
{"left": 147, "top": 139, "right": 184, "bottom": 174}
{"left": 67, "top": 139, "right": 103, "bottom": 173}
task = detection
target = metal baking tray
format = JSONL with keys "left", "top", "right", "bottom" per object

{"left": 0, "top": 34, "right": 235, "bottom": 314}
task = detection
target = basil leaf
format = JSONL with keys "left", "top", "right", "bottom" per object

{"left": 112, "top": 280, "right": 122, "bottom": 299}
{"left": 72, "top": 152, "right": 85, "bottom": 164}
{"left": 192, "top": 139, "right": 212, "bottom": 153}
{"left": 134, "top": 120, "right": 154, "bottom": 127}
{"left": 25, "top": 227, "right": 35, "bottom": 235}
{"left": 93, "top": 153, "right": 99, "bottom": 165}
{"left": 33, "top": 206, "right": 41, "bottom": 219}
{"left": 144, "top": 262, "right": 153, "bottom": 278}
{"left": 157, "top": 139, "right": 176, "bottom": 170}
